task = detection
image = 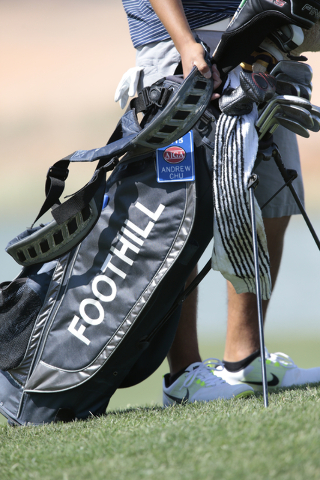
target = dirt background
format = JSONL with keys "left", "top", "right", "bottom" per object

{"left": 1, "top": 0, "right": 319, "bottom": 221}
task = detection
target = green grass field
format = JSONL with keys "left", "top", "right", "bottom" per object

{"left": 1, "top": 337, "right": 320, "bottom": 479}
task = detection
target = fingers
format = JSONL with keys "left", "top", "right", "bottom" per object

{"left": 211, "top": 92, "right": 221, "bottom": 101}
{"left": 194, "top": 61, "right": 212, "bottom": 79}
{"left": 211, "top": 64, "right": 222, "bottom": 88}
{"left": 180, "top": 42, "right": 211, "bottom": 78}
{"left": 211, "top": 63, "right": 222, "bottom": 100}
{"left": 191, "top": 60, "right": 222, "bottom": 100}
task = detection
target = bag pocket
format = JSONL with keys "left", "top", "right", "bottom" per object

{"left": 0, "top": 278, "right": 42, "bottom": 371}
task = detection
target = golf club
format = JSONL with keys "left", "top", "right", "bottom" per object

{"left": 257, "top": 104, "right": 312, "bottom": 138}
{"left": 276, "top": 79, "right": 300, "bottom": 97}
{"left": 310, "top": 116, "right": 320, "bottom": 132}
{"left": 279, "top": 105, "right": 314, "bottom": 129}
{"left": 270, "top": 61, "right": 313, "bottom": 85}
{"left": 272, "top": 114, "right": 310, "bottom": 137}
{"left": 256, "top": 95, "right": 312, "bottom": 129}
{"left": 247, "top": 174, "right": 269, "bottom": 408}
{"left": 274, "top": 73, "right": 312, "bottom": 89}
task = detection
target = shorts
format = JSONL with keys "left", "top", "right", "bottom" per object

{"left": 136, "top": 34, "right": 305, "bottom": 218}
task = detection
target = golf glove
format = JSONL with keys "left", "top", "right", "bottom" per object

{"left": 114, "top": 66, "right": 144, "bottom": 109}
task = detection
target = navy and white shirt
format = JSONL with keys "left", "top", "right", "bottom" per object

{"left": 122, "top": 0, "right": 239, "bottom": 48}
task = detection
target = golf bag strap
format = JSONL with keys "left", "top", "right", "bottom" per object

{"left": 51, "top": 167, "right": 106, "bottom": 225}
{"left": 31, "top": 156, "right": 119, "bottom": 227}
{"left": 128, "top": 34, "right": 211, "bottom": 115}
{"left": 31, "top": 159, "right": 70, "bottom": 227}
{"left": 131, "top": 82, "right": 174, "bottom": 114}
{"left": 103, "top": 83, "right": 175, "bottom": 150}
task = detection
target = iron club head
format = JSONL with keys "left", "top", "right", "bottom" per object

{"left": 272, "top": 114, "right": 310, "bottom": 138}
{"left": 270, "top": 61, "right": 313, "bottom": 85}
{"left": 279, "top": 105, "right": 314, "bottom": 129}
{"left": 256, "top": 95, "right": 312, "bottom": 131}
{"left": 276, "top": 79, "right": 301, "bottom": 97}
{"left": 310, "top": 115, "right": 320, "bottom": 132}
{"left": 274, "top": 73, "right": 313, "bottom": 90}
{"left": 311, "top": 104, "right": 320, "bottom": 119}
{"left": 258, "top": 104, "right": 313, "bottom": 138}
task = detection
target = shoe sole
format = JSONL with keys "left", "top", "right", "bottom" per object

{"left": 163, "top": 389, "right": 254, "bottom": 406}
{"left": 234, "top": 390, "right": 254, "bottom": 399}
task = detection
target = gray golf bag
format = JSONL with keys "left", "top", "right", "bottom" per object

{"left": 2, "top": 0, "right": 318, "bottom": 421}
{"left": 0, "top": 70, "right": 217, "bottom": 425}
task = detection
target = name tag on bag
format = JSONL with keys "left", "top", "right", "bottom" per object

{"left": 156, "top": 131, "right": 195, "bottom": 183}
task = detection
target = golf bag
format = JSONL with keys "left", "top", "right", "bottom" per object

{"left": 0, "top": 106, "right": 217, "bottom": 425}
{"left": 2, "top": 0, "right": 319, "bottom": 419}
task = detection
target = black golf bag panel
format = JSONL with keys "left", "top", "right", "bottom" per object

{"left": 0, "top": 112, "right": 217, "bottom": 425}
{"left": 118, "top": 124, "right": 215, "bottom": 389}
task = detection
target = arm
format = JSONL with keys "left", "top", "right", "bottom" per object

{"left": 149, "top": 0, "right": 221, "bottom": 96}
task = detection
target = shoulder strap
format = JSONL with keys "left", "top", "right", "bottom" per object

{"left": 31, "top": 156, "right": 118, "bottom": 228}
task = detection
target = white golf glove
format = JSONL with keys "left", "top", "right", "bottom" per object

{"left": 114, "top": 66, "right": 144, "bottom": 109}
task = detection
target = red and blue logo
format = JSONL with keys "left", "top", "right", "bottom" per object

{"left": 163, "top": 146, "right": 186, "bottom": 164}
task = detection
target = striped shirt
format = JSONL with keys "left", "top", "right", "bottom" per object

{"left": 123, "top": 1, "right": 239, "bottom": 48}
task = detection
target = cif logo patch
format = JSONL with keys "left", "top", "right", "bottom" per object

{"left": 163, "top": 146, "right": 186, "bottom": 164}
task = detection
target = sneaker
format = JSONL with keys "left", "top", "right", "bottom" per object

{"left": 214, "top": 350, "right": 320, "bottom": 392}
{"left": 162, "top": 358, "right": 254, "bottom": 406}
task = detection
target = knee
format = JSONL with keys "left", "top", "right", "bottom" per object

{"left": 263, "top": 215, "right": 291, "bottom": 241}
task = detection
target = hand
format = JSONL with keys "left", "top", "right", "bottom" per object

{"left": 179, "top": 40, "right": 221, "bottom": 100}
{"left": 180, "top": 40, "right": 210, "bottom": 78}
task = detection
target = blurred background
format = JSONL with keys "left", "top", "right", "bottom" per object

{"left": 1, "top": 0, "right": 319, "bottom": 412}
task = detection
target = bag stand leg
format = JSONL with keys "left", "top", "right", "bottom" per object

{"left": 248, "top": 142, "right": 320, "bottom": 408}
{"left": 271, "top": 145, "right": 320, "bottom": 251}
{"left": 248, "top": 174, "right": 269, "bottom": 407}
{"left": 257, "top": 143, "right": 320, "bottom": 250}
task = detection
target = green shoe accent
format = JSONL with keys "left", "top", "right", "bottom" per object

{"left": 235, "top": 390, "right": 254, "bottom": 399}
{"left": 163, "top": 359, "right": 254, "bottom": 405}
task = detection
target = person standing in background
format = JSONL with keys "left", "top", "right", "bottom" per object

{"left": 116, "top": 0, "right": 320, "bottom": 405}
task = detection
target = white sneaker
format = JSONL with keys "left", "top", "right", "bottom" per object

{"left": 214, "top": 350, "right": 320, "bottom": 392}
{"left": 163, "top": 358, "right": 254, "bottom": 406}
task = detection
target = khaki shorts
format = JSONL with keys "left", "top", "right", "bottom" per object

{"left": 136, "top": 35, "right": 304, "bottom": 218}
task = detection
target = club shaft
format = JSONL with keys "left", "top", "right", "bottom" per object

{"left": 248, "top": 184, "right": 269, "bottom": 407}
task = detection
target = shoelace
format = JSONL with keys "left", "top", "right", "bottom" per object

{"left": 257, "top": 348, "right": 296, "bottom": 368}
{"left": 267, "top": 350, "right": 296, "bottom": 368}
{"left": 180, "top": 358, "right": 226, "bottom": 390}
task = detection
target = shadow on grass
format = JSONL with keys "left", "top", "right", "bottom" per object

{"left": 260, "top": 381, "right": 320, "bottom": 395}
{"left": 106, "top": 405, "right": 165, "bottom": 417}
{"left": 102, "top": 382, "right": 320, "bottom": 419}
{"left": 12, "top": 382, "right": 316, "bottom": 427}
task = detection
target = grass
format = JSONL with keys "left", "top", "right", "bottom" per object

{"left": 1, "top": 386, "right": 320, "bottom": 480}
{"left": 1, "top": 338, "right": 320, "bottom": 479}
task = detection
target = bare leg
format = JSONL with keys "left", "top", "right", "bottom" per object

{"left": 167, "top": 266, "right": 201, "bottom": 375}
{"left": 223, "top": 216, "right": 291, "bottom": 362}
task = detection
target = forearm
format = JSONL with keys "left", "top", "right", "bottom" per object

{"left": 149, "top": 0, "right": 212, "bottom": 79}
{"left": 149, "top": 0, "right": 221, "bottom": 94}
{"left": 149, "top": 0, "right": 195, "bottom": 54}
